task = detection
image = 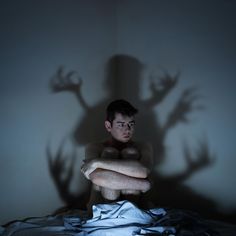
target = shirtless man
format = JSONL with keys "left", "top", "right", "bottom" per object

{"left": 81, "top": 99, "right": 153, "bottom": 210}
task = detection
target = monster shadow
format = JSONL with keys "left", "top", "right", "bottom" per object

{"left": 47, "top": 54, "right": 236, "bottom": 224}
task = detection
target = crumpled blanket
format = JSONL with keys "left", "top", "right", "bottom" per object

{"left": 64, "top": 200, "right": 175, "bottom": 235}
{"left": 0, "top": 201, "right": 175, "bottom": 236}
{"left": 0, "top": 200, "right": 219, "bottom": 236}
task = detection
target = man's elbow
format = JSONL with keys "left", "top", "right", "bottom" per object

{"left": 89, "top": 169, "right": 104, "bottom": 186}
{"left": 142, "top": 180, "right": 151, "bottom": 193}
{"left": 138, "top": 166, "right": 150, "bottom": 178}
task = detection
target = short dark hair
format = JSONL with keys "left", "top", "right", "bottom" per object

{"left": 106, "top": 99, "right": 138, "bottom": 123}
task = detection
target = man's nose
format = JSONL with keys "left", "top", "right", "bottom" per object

{"left": 125, "top": 124, "right": 131, "bottom": 130}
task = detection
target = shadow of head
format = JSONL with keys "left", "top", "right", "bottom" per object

{"left": 104, "top": 54, "right": 143, "bottom": 102}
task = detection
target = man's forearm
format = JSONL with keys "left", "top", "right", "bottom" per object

{"left": 95, "top": 159, "right": 149, "bottom": 178}
{"left": 89, "top": 169, "right": 151, "bottom": 192}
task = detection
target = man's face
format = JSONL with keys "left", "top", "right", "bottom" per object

{"left": 105, "top": 113, "right": 135, "bottom": 143}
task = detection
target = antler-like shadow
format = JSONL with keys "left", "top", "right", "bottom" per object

{"left": 136, "top": 70, "right": 202, "bottom": 166}
{"left": 144, "top": 70, "right": 179, "bottom": 107}
{"left": 50, "top": 66, "right": 89, "bottom": 111}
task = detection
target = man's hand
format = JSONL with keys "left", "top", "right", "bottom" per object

{"left": 81, "top": 159, "right": 98, "bottom": 179}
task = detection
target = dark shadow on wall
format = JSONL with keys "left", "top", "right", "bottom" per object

{"left": 147, "top": 141, "right": 236, "bottom": 224}
{"left": 46, "top": 139, "right": 91, "bottom": 211}
{"left": 47, "top": 54, "right": 236, "bottom": 224}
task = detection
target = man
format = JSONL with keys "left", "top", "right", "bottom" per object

{"left": 81, "top": 99, "right": 153, "bottom": 210}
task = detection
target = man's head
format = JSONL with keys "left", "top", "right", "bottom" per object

{"left": 105, "top": 99, "right": 138, "bottom": 143}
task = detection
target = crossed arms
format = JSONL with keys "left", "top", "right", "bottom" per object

{"left": 81, "top": 142, "right": 153, "bottom": 199}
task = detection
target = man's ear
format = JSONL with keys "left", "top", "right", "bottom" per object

{"left": 105, "top": 120, "right": 112, "bottom": 132}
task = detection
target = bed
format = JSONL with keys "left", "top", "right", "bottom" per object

{"left": 1, "top": 200, "right": 236, "bottom": 236}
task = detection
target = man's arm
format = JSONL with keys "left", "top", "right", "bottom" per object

{"left": 89, "top": 169, "right": 151, "bottom": 192}
{"left": 82, "top": 142, "right": 153, "bottom": 179}
{"left": 81, "top": 158, "right": 149, "bottom": 179}
{"left": 82, "top": 142, "right": 150, "bottom": 179}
